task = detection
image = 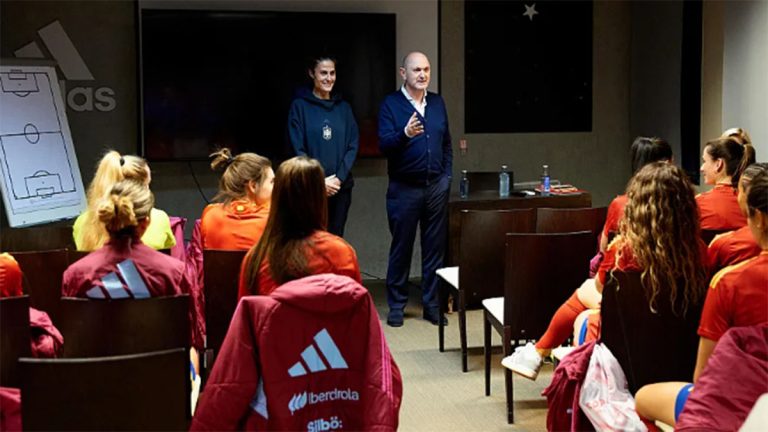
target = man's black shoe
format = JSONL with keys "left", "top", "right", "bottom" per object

{"left": 423, "top": 309, "right": 448, "bottom": 326}
{"left": 387, "top": 309, "right": 404, "bottom": 327}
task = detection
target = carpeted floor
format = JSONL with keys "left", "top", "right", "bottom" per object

{"left": 364, "top": 279, "right": 551, "bottom": 431}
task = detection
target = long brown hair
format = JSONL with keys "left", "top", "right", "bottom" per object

{"left": 81, "top": 151, "right": 150, "bottom": 250}
{"left": 209, "top": 148, "right": 271, "bottom": 205}
{"left": 616, "top": 162, "right": 707, "bottom": 315}
{"left": 242, "top": 156, "right": 327, "bottom": 293}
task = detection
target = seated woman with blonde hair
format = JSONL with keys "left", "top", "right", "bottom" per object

{"left": 63, "top": 180, "right": 202, "bottom": 349}
{"left": 73, "top": 150, "right": 174, "bottom": 251}
{"left": 238, "top": 156, "right": 361, "bottom": 298}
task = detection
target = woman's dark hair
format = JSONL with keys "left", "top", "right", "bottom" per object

{"left": 209, "top": 148, "right": 271, "bottom": 205}
{"left": 704, "top": 136, "right": 756, "bottom": 188}
{"left": 741, "top": 163, "right": 768, "bottom": 191}
{"left": 630, "top": 137, "right": 673, "bottom": 173}
{"left": 747, "top": 170, "right": 768, "bottom": 217}
{"left": 243, "top": 156, "right": 328, "bottom": 293}
{"left": 307, "top": 55, "right": 337, "bottom": 74}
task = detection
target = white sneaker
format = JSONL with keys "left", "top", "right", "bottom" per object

{"left": 501, "top": 342, "right": 543, "bottom": 380}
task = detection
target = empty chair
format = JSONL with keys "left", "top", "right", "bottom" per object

{"left": 57, "top": 295, "right": 190, "bottom": 357}
{"left": 0, "top": 296, "right": 31, "bottom": 387}
{"left": 10, "top": 249, "right": 69, "bottom": 323}
{"left": 600, "top": 270, "right": 701, "bottom": 394}
{"left": 536, "top": 206, "right": 607, "bottom": 247}
{"left": 20, "top": 348, "right": 190, "bottom": 431}
{"left": 438, "top": 208, "right": 536, "bottom": 372}
{"left": 203, "top": 249, "right": 247, "bottom": 368}
{"left": 483, "top": 231, "right": 593, "bottom": 423}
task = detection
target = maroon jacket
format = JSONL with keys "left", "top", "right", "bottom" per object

{"left": 676, "top": 325, "right": 768, "bottom": 431}
{"left": 191, "top": 274, "right": 402, "bottom": 431}
{"left": 542, "top": 341, "right": 596, "bottom": 432}
{"left": 62, "top": 236, "right": 204, "bottom": 349}
{"left": 29, "top": 308, "right": 63, "bottom": 358}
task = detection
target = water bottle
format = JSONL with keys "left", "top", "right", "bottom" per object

{"left": 541, "top": 164, "right": 551, "bottom": 196}
{"left": 460, "top": 170, "right": 469, "bottom": 199}
{"left": 499, "top": 165, "right": 510, "bottom": 198}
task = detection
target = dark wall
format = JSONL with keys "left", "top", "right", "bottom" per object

{"left": 3, "top": 1, "right": 697, "bottom": 278}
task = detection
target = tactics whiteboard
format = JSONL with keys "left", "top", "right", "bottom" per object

{"left": 0, "top": 64, "right": 86, "bottom": 227}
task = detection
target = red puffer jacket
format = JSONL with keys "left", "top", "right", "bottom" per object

{"left": 191, "top": 274, "right": 402, "bottom": 431}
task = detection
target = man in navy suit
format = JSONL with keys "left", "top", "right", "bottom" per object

{"left": 378, "top": 51, "right": 452, "bottom": 327}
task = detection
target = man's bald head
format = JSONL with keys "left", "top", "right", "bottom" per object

{"left": 402, "top": 51, "right": 429, "bottom": 69}
{"left": 400, "top": 51, "right": 431, "bottom": 96}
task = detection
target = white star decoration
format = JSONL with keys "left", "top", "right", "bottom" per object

{"left": 523, "top": 3, "right": 539, "bottom": 21}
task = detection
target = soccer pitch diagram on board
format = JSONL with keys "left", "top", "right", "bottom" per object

{"left": 0, "top": 64, "right": 85, "bottom": 227}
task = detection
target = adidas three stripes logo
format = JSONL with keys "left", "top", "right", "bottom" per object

{"left": 288, "top": 328, "right": 348, "bottom": 377}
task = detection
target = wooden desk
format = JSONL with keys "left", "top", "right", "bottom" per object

{"left": 446, "top": 191, "right": 591, "bottom": 265}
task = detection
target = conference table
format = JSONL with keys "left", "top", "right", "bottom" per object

{"left": 446, "top": 190, "right": 592, "bottom": 266}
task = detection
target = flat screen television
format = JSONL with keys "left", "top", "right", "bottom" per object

{"left": 139, "top": 9, "right": 396, "bottom": 161}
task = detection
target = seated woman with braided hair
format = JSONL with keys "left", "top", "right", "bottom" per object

{"left": 63, "top": 180, "right": 203, "bottom": 351}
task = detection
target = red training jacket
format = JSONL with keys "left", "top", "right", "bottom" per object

{"left": 191, "top": 274, "right": 402, "bottom": 431}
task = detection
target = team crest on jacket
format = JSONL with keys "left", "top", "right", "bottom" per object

{"left": 322, "top": 124, "right": 332, "bottom": 141}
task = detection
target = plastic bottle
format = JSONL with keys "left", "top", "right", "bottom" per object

{"left": 541, "top": 164, "right": 551, "bottom": 196}
{"left": 499, "top": 165, "right": 510, "bottom": 198}
{"left": 460, "top": 170, "right": 469, "bottom": 199}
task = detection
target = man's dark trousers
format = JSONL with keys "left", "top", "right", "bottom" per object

{"left": 385, "top": 174, "right": 450, "bottom": 313}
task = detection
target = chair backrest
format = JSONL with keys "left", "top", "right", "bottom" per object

{"left": 701, "top": 229, "right": 729, "bottom": 245}
{"left": 536, "top": 207, "right": 607, "bottom": 247}
{"left": 67, "top": 249, "right": 170, "bottom": 266}
{"left": 20, "top": 348, "right": 190, "bottom": 431}
{"left": 11, "top": 249, "right": 69, "bottom": 322}
{"left": 0, "top": 225, "right": 74, "bottom": 252}
{"left": 503, "top": 231, "right": 594, "bottom": 340}
{"left": 458, "top": 209, "right": 536, "bottom": 308}
{"left": 466, "top": 171, "right": 504, "bottom": 192}
{"left": 58, "top": 295, "right": 190, "bottom": 357}
{"left": 0, "top": 296, "right": 31, "bottom": 387}
{"left": 600, "top": 270, "right": 701, "bottom": 394}
{"left": 203, "top": 249, "right": 247, "bottom": 360}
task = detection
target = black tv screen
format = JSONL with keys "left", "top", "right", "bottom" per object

{"left": 139, "top": 9, "right": 396, "bottom": 161}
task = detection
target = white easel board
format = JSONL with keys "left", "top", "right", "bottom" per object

{"left": 0, "top": 64, "right": 86, "bottom": 227}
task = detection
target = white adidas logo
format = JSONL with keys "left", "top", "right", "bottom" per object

{"left": 14, "top": 20, "right": 116, "bottom": 112}
{"left": 288, "top": 328, "right": 348, "bottom": 377}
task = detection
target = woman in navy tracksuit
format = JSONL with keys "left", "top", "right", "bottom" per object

{"left": 287, "top": 55, "right": 359, "bottom": 237}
